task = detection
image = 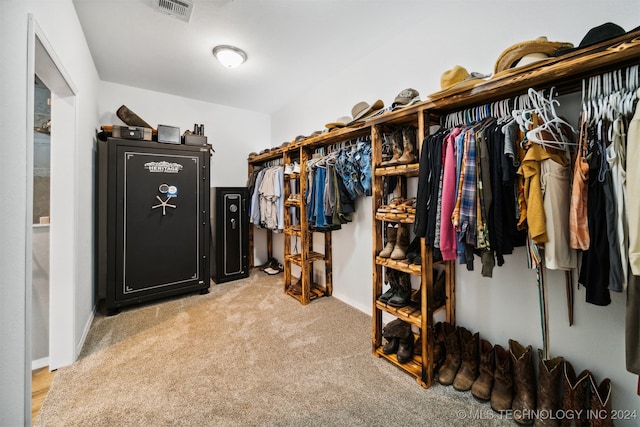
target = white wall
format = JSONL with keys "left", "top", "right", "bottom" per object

{"left": 97, "top": 81, "right": 271, "bottom": 189}
{"left": 0, "top": 0, "right": 100, "bottom": 424}
{"left": 270, "top": 0, "right": 640, "bottom": 417}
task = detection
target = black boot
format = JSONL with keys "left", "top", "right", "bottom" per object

{"left": 388, "top": 271, "right": 411, "bottom": 307}
{"left": 379, "top": 268, "right": 398, "bottom": 303}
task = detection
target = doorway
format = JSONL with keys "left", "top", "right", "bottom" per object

{"left": 31, "top": 75, "right": 52, "bottom": 370}
{"left": 27, "top": 15, "right": 78, "bottom": 382}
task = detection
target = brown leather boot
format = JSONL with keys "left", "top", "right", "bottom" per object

{"left": 510, "top": 339, "right": 536, "bottom": 425}
{"left": 380, "top": 130, "right": 402, "bottom": 166}
{"left": 437, "top": 323, "right": 461, "bottom": 386}
{"left": 433, "top": 322, "right": 446, "bottom": 373}
{"left": 397, "top": 333, "right": 415, "bottom": 364}
{"left": 431, "top": 268, "right": 446, "bottom": 309}
{"left": 453, "top": 327, "right": 479, "bottom": 391}
{"left": 378, "top": 225, "right": 397, "bottom": 258}
{"left": 390, "top": 224, "right": 409, "bottom": 260}
{"left": 382, "top": 318, "right": 411, "bottom": 356}
{"left": 396, "top": 126, "right": 417, "bottom": 164}
{"left": 534, "top": 350, "right": 564, "bottom": 427}
{"left": 589, "top": 376, "right": 612, "bottom": 427}
{"left": 471, "top": 339, "right": 495, "bottom": 402}
{"left": 491, "top": 344, "right": 514, "bottom": 413}
{"left": 560, "top": 362, "right": 591, "bottom": 427}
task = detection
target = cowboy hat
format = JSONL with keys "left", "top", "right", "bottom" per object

{"left": 325, "top": 116, "right": 352, "bottom": 129}
{"left": 428, "top": 66, "right": 490, "bottom": 99}
{"left": 493, "top": 37, "right": 573, "bottom": 75}
{"left": 350, "top": 99, "right": 384, "bottom": 123}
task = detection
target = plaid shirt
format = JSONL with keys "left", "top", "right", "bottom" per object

{"left": 458, "top": 129, "right": 478, "bottom": 246}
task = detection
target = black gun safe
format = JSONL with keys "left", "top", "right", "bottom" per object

{"left": 97, "top": 138, "right": 211, "bottom": 313}
{"left": 210, "top": 187, "right": 249, "bottom": 283}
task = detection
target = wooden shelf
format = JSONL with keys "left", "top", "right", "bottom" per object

{"left": 284, "top": 198, "right": 301, "bottom": 207}
{"left": 284, "top": 225, "right": 302, "bottom": 237}
{"left": 374, "top": 163, "right": 420, "bottom": 177}
{"left": 375, "top": 212, "right": 415, "bottom": 223}
{"left": 285, "top": 251, "right": 326, "bottom": 266}
{"left": 375, "top": 256, "right": 421, "bottom": 275}
{"left": 374, "top": 346, "right": 423, "bottom": 378}
{"left": 285, "top": 283, "right": 328, "bottom": 304}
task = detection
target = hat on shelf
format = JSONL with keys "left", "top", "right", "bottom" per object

{"left": 325, "top": 116, "right": 352, "bottom": 129}
{"left": 392, "top": 88, "right": 421, "bottom": 109}
{"left": 493, "top": 37, "right": 574, "bottom": 75}
{"left": 428, "top": 66, "right": 490, "bottom": 99}
{"left": 294, "top": 135, "right": 307, "bottom": 143}
{"left": 556, "top": 22, "right": 627, "bottom": 56}
{"left": 280, "top": 141, "right": 290, "bottom": 148}
{"left": 350, "top": 99, "right": 385, "bottom": 123}
{"left": 309, "top": 130, "right": 325, "bottom": 138}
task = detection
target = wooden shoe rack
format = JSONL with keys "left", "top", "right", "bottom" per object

{"left": 370, "top": 118, "right": 456, "bottom": 388}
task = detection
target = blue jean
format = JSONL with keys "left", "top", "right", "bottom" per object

{"left": 336, "top": 145, "right": 365, "bottom": 200}
{"left": 308, "top": 165, "right": 329, "bottom": 228}
{"left": 356, "top": 141, "right": 372, "bottom": 196}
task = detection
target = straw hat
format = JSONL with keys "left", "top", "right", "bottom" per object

{"left": 428, "top": 66, "right": 490, "bottom": 99}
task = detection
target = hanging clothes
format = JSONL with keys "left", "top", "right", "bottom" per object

{"left": 249, "top": 165, "right": 285, "bottom": 231}
{"left": 626, "top": 87, "right": 640, "bottom": 375}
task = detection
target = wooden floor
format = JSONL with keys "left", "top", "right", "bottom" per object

{"left": 32, "top": 367, "right": 56, "bottom": 425}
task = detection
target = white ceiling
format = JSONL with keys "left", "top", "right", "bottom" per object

{"left": 72, "top": 0, "right": 426, "bottom": 114}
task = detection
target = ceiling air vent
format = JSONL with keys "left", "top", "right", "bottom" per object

{"left": 153, "top": 0, "right": 194, "bottom": 22}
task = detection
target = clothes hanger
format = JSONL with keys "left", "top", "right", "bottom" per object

{"left": 525, "top": 88, "right": 578, "bottom": 151}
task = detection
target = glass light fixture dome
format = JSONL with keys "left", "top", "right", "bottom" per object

{"left": 212, "top": 45, "right": 247, "bottom": 68}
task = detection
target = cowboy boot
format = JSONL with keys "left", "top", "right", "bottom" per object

{"left": 431, "top": 268, "right": 447, "bottom": 309}
{"left": 396, "top": 126, "right": 417, "bottom": 164}
{"left": 382, "top": 318, "right": 410, "bottom": 355}
{"left": 378, "top": 268, "right": 398, "bottom": 303}
{"left": 491, "top": 344, "right": 514, "bottom": 413}
{"left": 472, "top": 339, "right": 495, "bottom": 402}
{"left": 534, "top": 349, "right": 564, "bottom": 427}
{"left": 510, "top": 339, "right": 536, "bottom": 425}
{"left": 405, "top": 235, "right": 421, "bottom": 264}
{"left": 438, "top": 323, "right": 461, "bottom": 386}
{"left": 380, "top": 130, "right": 403, "bottom": 166}
{"left": 390, "top": 224, "right": 409, "bottom": 260}
{"left": 378, "top": 225, "right": 397, "bottom": 258}
{"left": 433, "top": 322, "right": 447, "bottom": 373}
{"left": 381, "top": 133, "right": 394, "bottom": 164}
{"left": 560, "top": 362, "right": 591, "bottom": 427}
{"left": 589, "top": 377, "right": 612, "bottom": 427}
{"left": 453, "top": 327, "right": 480, "bottom": 392}
{"left": 388, "top": 271, "right": 411, "bottom": 307}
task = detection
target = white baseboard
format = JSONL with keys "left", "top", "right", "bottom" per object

{"left": 32, "top": 357, "right": 50, "bottom": 371}
{"left": 76, "top": 307, "right": 95, "bottom": 358}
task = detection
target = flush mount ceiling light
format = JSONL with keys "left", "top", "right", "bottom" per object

{"left": 212, "top": 45, "right": 247, "bottom": 68}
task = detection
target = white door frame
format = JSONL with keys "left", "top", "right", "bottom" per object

{"left": 27, "top": 14, "right": 79, "bottom": 376}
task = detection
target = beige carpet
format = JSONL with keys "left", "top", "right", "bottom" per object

{"left": 35, "top": 271, "right": 512, "bottom": 426}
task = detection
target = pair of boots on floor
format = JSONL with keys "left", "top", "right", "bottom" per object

{"left": 380, "top": 126, "right": 417, "bottom": 167}
{"left": 435, "top": 322, "right": 613, "bottom": 426}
